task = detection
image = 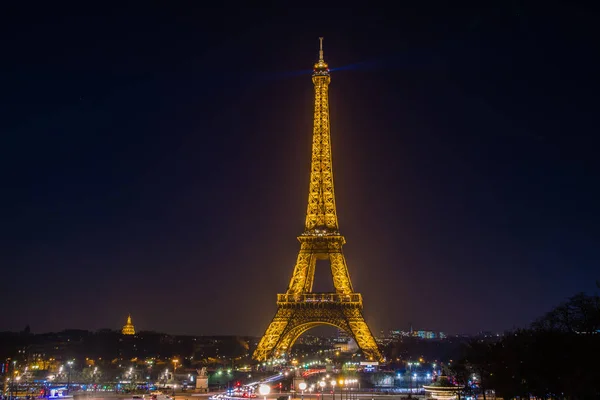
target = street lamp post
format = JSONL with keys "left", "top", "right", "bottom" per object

{"left": 259, "top": 384, "right": 270, "bottom": 400}
{"left": 15, "top": 376, "right": 21, "bottom": 399}
{"left": 348, "top": 380, "right": 353, "bottom": 400}
{"left": 347, "top": 380, "right": 351, "bottom": 400}
{"left": 11, "top": 360, "right": 17, "bottom": 400}
{"left": 67, "top": 361, "right": 74, "bottom": 394}
{"left": 344, "top": 380, "right": 348, "bottom": 400}
{"left": 319, "top": 381, "right": 325, "bottom": 400}
{"left": 172, "top": 359, "right": 179, "bottom": 399}
{"left": 330, "top": 380, "right": 336, "bottom": 400}
{"left": 299, "top": 382, "right": 307, "bottom": 400}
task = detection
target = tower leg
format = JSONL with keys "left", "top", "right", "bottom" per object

{"left": 254, "top": 304, "right": 382, "bottom": 362}
{"left": 253, "top": 307, "right": 294, "bottom": 361}
{"left": 287, "top": 245, "right": 316, "bottom": 294}
{"left": 329, "top": 252, "right": 354, "bottom": 294}
{"left": 344, "top": 309, "right": 382, "bottom": 361}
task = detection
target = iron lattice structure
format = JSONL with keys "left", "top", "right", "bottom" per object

{"left": 253, "top": 39, "right": 382, "bottom": 362}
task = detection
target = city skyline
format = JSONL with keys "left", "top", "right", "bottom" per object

{"left": 2, "top": 4, "right": 599, "bottom": 336}
{"left": 0, "top": 314, "right": 490, "bottom": 339}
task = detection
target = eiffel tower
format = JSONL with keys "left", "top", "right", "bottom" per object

{"left": 253, "top": 38, "right": 382, "bottom": 362}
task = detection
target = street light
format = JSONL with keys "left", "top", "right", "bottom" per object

{"left": 346, "top": 380, "right": 351, "bottom": 400}
{"left": 299, "top": 382, "right": 307, "bottom": 400}
{"left": 319, "top": 381, "right": 325, "bottom": 399}
{"left": 412, "top": 374, "right": 417, "bottom": 394}
{"left": 67, "top": 361, "right": 74, "bottom": 394}
{"left": 330, "top": 380, "right": 336, "bottom": 400}
{"left": 172, "top": 359, "right": 179, "bottom": 397}
{"left": 259, "top": 384, "right": 270, "bottom": 400}
{"left": 15, "top": 376, "right": 21, "bottom": 400}
{"left": 11, "top": 361, "right": 17, "bottom": 400}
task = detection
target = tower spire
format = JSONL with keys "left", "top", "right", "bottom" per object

{"left": 313, "top": 37, "right": 329, "bottom": 72}
{"left": 319, "top": 37, "right": 324, "bottom": 61}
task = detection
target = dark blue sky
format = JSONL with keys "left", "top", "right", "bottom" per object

{"left": 1, "top": 3, "right": 598, "bottom": 336}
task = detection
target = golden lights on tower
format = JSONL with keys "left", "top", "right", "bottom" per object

{"left": 253, "top": 38, "right": 382, "bottom": 362}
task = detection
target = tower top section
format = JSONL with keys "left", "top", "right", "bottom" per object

{"left": 305, "top": 37, "right": 337, "bottom": 233}
{"left": 313, "top": 37, "right": 329, "bottom": 74}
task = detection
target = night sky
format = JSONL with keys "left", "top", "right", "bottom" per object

{"left": 1, "top": 4, "right": 598, "bottom": 336}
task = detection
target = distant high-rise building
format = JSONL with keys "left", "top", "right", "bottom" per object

{"left": 121, "top": 314, "right": 135, "bottom": 335}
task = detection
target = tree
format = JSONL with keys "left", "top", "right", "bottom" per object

{"left": 451, "top": 287, "right": 600, "bottom": 399}
{"left": 447, "top": 361, "right": 470, "bottom": 399}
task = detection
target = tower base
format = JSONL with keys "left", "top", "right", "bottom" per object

{"left": 253, "top": 293, "right": 381, "bottom": 361}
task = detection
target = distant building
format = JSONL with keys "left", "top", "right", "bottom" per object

{"left": 386, "top": 328, "right": 448, "bottom": 340}
{"left": 121, "top": 314, "right": 135, "bottom": 335}
{"left": 416, "top": 330, "right": 433, "bottom": 339}
{"left": 337, "top": 328, "right": 351, "bottom": 341}
{"left": 333, "top": 339, "right": 358, "bottom": 353}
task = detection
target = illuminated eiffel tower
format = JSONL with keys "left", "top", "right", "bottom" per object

{"left": 253, "top": 38, "right": 382, "bottom": 362}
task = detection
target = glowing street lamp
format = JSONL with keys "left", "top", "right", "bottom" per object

{"left": 330, "top": 380, "right": 336, "bottom": 400}
{"left": 412, "top": 374, "right": 417, "bottom": 394}
{"left": 67, "top": 361, "right": 74, "bottom": 393}
{"left": 11, "top": 361, "right": 17, "bottom": 400}
{"left": 299, "top": 382, "right": 307, "bottom": 400}
{"left": 259, "top": 384, "right": 270, "bottom": 400}
{"left": 319, "top": 380, "right": 325, "bottom": 399}
{"left": 173, "top": 359, "right": 179, "bottom": 380}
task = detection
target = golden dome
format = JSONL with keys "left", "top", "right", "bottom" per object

{"left": 122, "top": 314, "right": 135, "bottom": 335}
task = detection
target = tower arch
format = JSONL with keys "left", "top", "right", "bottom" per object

{"left": 276, "top": 321, "right": 348, "bottom": 356}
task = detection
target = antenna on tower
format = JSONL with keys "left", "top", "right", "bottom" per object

{"left": 319, "top": 37, "right": 324, "bottom": 61}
